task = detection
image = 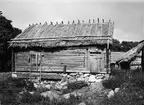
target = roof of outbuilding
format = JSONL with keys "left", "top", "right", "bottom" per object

{"left": 116, "top": 40, "right": 144, "bottom": 64}
{"left": 9, "top": 19, "right": 114, "bottom": 49}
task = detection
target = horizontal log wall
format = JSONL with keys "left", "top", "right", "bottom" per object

{"left": 15, "top": 48, "right": 107, "bottom": 73}
{"left": 15, "top": 49, "right": 87, "bottom": 72}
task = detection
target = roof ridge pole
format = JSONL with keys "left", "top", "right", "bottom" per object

{"left": 78, "top": 20, "right": 80, "bottom": 24}
{"left": 67, "top": 21, "right": 70, "bottom": 36}
{"left": 95, "top": 19, "right": 97, "bottom": 33}
{"left": 50, "top": 22, "right": 53, "bottom": 25}
{"left": 97, "top": 18, "right": 99, "bottom": 23}
{"left": 101, "top": 19, "right": 102, "bottom": 36}
{"left": 89, "top": 19, "right": 91, "bottom": 24}
{"left": 61, "top": 21, "right": 64, "bottom": 24}
{"left": 102, "top": 19, "right": 104, "bottom": 23}
{"left": 77, "top": 20, "right": 81, "bottom": 35}
{"left": 56, "top": 22, "right": 58, "bottom": 25}
{"left": 72, "top": 20, "right": 75, "bottom": 24}
{"left": 73, "top": 20, "right": 78, "bottom": 35}
{"left": 82, "top": 20, "right": 85, "bottom": 35}
{"left": 60, "top": 21, "right": 64, "bottom": 37}
{"left": 89, "top": 19, "right": 93, "bottom": 35}
{"left": 45, "top": 22, "right": 48, "bottom": 25}
{"left": 68, "top": 21, "right": 70, "bottom": 24}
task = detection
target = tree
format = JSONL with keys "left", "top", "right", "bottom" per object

{"left": 111, "top": 38, "right": 139, "bottom": 52}
{"left": 0, "top": 12, "right": 22, "bottom": 72}
{"left": 111, "top": 39, "right": 121, "bottom": 52}
{"left": 121, "top": 41, "right": 139, "bottom": 52}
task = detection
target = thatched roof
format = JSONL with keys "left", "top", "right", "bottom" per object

{"left": 116, "top": 40, "right": 144, "bottom": 64}
{"left": 9, "top": 19, "right": 114, "bottom": 49}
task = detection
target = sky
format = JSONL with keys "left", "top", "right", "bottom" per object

{"left": 0, "top": 0, "right": 144, "bottom": 42}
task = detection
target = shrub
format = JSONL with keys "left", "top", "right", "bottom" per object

{"left": 101, "top": 82, "right": 144, "bottom": 105}
{"left": 24, "top": 80, "right": 36, "bottom": 91}
{"left": 0, "top": 88, "right": 19, "bottom": 105}
{"left": 11, "top": 78, "right": 26, "bottom": 87}
{"left": 36, "top": 85, "right": 49, "bottom": 93}
{"left": 67, "top": 81, "right": 88, "bottom": 90}
{"left": 130, "top": 72, "right": 144, "bottom": 88}
{"left": 0, "top": 79, "right": 9, "bottom": 91}
{"left": 49, "top": 94, "right": 81, "bottom": 105}
{"left": 17, "top": 93, "right": 82, "bottom": 105}
{"left": 102, "top": 77, "right": 125, "bottom": 90}
{"left": 17, "top": 92, "right": 43, "bottom": 104}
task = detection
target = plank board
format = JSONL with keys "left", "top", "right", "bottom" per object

{"left": 15, "top": 49, "right": 87, "bottom": 72}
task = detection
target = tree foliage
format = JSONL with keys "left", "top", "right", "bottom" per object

{"left": 0, "top": 12, "right": 22, "bottom": 72}
{"left": 111, "top": 39, "right": 139, "bottom": 52}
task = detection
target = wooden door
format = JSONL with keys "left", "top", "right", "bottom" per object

{"left": 89, "top": 52, "right": 105, "bottom": 73}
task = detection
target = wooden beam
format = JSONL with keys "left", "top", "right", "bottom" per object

{"left": 30, "top": 54, "right": 32, "bottom": 79}
{"left": 63, "top": 65, "right": 67, "bottom": 74}
{"left": 11, "top": 49, "right": 15, "bottom": 72}
{"left": 141, "top": 46, "right": 144, "bottom": 71}
{"left": 40, "top": 53, "right": 42, "bottom": 82}
{"left": 36, "top": 53, "right": 38, "bottom": 71}
{"left": 10, "top": 38, "right": 112, "bottom": 43}
{"left": 10, "top": 35, "right": 112, "bottom": 41}
{"left": 106, "top": 48, "right": 109, "bottom": 74}
{"left": 86, "top": 48, "right": 90, "bottom": 72}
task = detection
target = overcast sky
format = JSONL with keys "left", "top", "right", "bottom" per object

{"left": 0, "top": 0, "right": 144, "bottom": 42}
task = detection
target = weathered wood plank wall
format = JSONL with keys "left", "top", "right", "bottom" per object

{"left": 15, "top": 48, "right": 107, "bottom": 73}
{"left": 15, "top": 49, "right": 87, "bottom": 72}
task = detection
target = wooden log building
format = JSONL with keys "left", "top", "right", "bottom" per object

{"left": 9, "top": 19, "right": 114, "bottom": 74}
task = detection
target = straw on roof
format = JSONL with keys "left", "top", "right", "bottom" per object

{"left": 116, "top": 40, "right": 144, "bottom": 64}
{"left": 9, "top": 19, "right": 114, "bottom": 49}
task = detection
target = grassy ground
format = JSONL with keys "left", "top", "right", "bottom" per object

{"left": 1, "top": 70, "right": 144, "bottom": 105}
{"left": 0, "top": 72, "right": 83, "bottom": 105}
{"left": 100, "top": 69, "right": 144, "bottom": 105}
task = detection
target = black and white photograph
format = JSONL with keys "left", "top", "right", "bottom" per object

{"left": 0, "top": 0, "right": 144, "bottom": 104}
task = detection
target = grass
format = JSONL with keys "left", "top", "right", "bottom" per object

{"left": 67, "top": 81, "right": 88, "bottom": 90}
{"left": 0, "top": 72, "right": 36, "bottom": 105}
{"left": 0, "top": 73, "right": 83, "bottom": 105}
{"left": 17, "top": 92, "right": 82, "bottom": 105}
{"left": 2, "top": 70, "right": 144, "bottom": 105}
{"left": 100, "top": 69, "right": 144, "bottom": 105}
